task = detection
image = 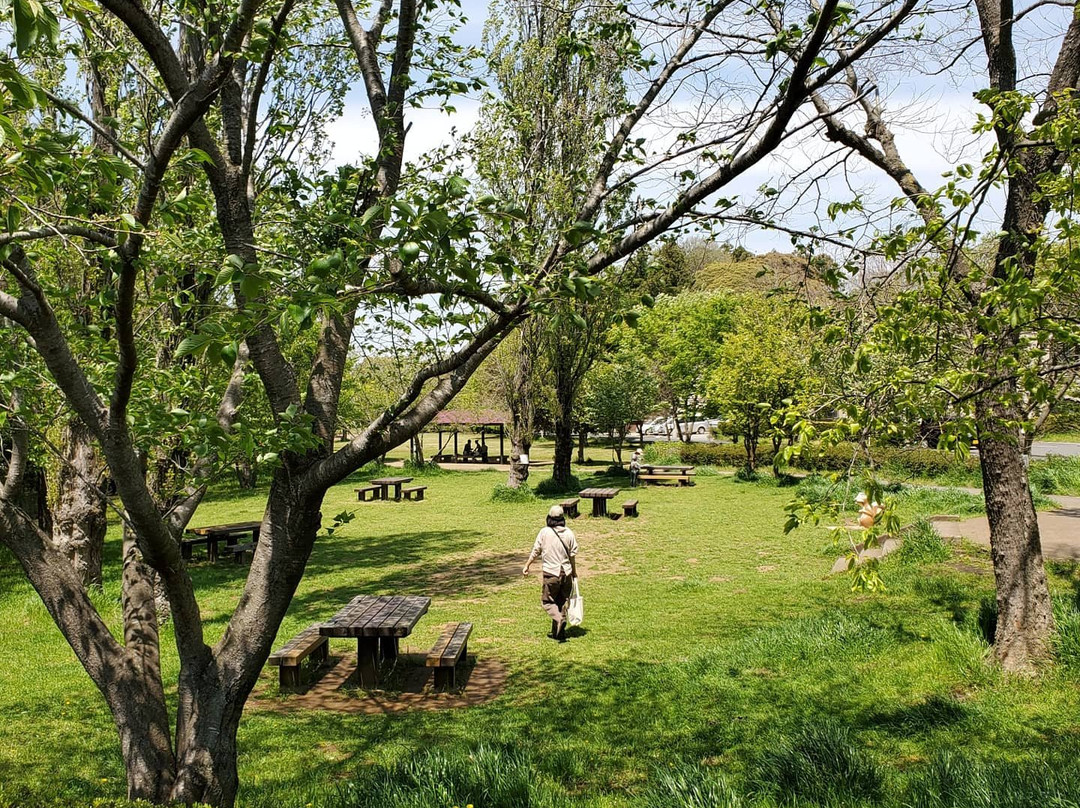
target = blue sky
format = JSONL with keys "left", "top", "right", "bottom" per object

{"left": 324, "top": 0, "right": 1068, "bottom": 256}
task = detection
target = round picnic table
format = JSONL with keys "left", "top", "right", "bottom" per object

{"left": 579, "top": 486, "right": 620, "bottom": 517}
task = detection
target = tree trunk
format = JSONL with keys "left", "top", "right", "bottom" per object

{"left": 976, "top": 396, "right": 1054, "bottom": 672}
{"left": 54, "top": 417, "right": 107, "bottom": 587}
{"left": 743, "top": 416, "right": 757, "bottom": 471}
{"left": 116, "top": 532, "right": 175, "bottom": 801}
{"left": 169, "top": 477, "right": 325, "bottom": 806}
{"left": 508, "top": 430, "right": 532, "bottom": 488}
{"left": 411, "top": 434, "right": 425, "bottom": 465}
{"left": 169, "top": 672, "right": 244, "bottom": 807}
{"left": 577, "top": 425, "right": 587, "bottom": 464}
{"left": 234, "top": 456, "right": 257, "bottom": 490}
{"left": 553, "top": 417, "right": 574, "bottom": 487}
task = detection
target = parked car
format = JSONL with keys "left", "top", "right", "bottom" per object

{"left": 642, "top": 416, "right": 673, "bottom": 436}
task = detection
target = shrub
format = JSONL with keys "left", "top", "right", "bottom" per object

{"left": 733, "top": 465, "right": 759, "bottom": 482}
{"left": 643, "top": 442, "right": 685, "bottom": 465}
{"left": 677, "top": 442, "right": 767, "bottom": 467}
{"left": 1028, "top": 455, "right": 1080, "bottom": 495}
{"left": 401, "top": 459, "right": 447, "bottom": 476}
{"left": 640, "top": 761, "right": 747, "bottom": 808}
{"left": 753, "top": 720, "right": 884, "bottom": 805}
{"left": 331, "top": 744, "right": 570, "bottom": 808}
{"left": 534, "top": 475, "right": 583, "bottom": 497}
{"left": 490, "top": 483, "right": 537, "bottom": 503}
{"left": 1052, "top": 594, "right": 1080, "bottom": 670}
{"left": 896, "top": 520, "right": 952, "bottom": 565}
{"left": 904, "top": 749, "right": 1080, "bottom": 808}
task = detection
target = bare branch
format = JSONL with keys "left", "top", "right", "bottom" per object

{"left": 45, "top": 90, "right": 147, "bottom": 170}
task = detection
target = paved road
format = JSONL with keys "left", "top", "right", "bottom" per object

{"left": 1029, "top": 441, "right": 1080, "bottom": 458}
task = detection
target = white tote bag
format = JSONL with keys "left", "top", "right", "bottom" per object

{"left": 567, "top": 578, "right": 584, "bottom": 626}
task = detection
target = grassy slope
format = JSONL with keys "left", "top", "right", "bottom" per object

{"left": 1, "top": 469, "right": 1079, "bottom": 807}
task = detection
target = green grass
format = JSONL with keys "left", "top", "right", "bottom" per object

{"left": 2, "top": 467, "right": 1080, "bottom": 807}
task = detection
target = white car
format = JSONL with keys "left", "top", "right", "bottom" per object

{"left": 642, "top": 416, "right": 673, "bottom": 436}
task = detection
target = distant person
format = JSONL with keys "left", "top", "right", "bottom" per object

{"left": 522, "top": 505, "right": 578, "bottom": 642}
{"left": 463, "top": 439, "right": 474, "bottom": 459}
{"left": 478, "top": 442, "right": 489, "bottom": 461}
{"left": 630, "top": 448, "right": 643, "bottom": 486}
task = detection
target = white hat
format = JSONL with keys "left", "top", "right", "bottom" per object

{"left": 855, "top": 492, "right": 868, "bottom": 504}
{"left": 548, "top": 505, "right": 564, "bottom": 519}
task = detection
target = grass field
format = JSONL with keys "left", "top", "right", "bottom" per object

{"left": 2, "top": 464, "right": 1080, "bottom": 807}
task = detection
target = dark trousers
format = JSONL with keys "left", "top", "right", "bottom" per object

{"left": 542, "top": 572, "right": 573, "bottom": 633}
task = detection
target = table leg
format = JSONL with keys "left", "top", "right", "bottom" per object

{"left": 379, "top": 484, "right": 389, "bottom": 501}
{"left": 392, "top": 484, "right": 403, "bottom": 502}
{"left": 379, "top": 636, "right": 399, "bottom": 661}
{"left": 208, "top": 535, "right": 219, "bottom": 562}
{"left": 356, "top": 637, "right": 380, "bottom": 687}
{"left": 592, "top": 497, "right": 604, "bottom": 518}
{"left": 252, "top": 526, "right": 260, "bottom": 544}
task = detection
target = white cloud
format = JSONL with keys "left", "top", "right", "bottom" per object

{"left": 326, "top": 91, "right": 482, "bottom": 167}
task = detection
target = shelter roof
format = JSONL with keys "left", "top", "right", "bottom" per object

{"left": 432, "top": 409, "right": 509, "bottom": 427}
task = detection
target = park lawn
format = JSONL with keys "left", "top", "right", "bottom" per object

{"left": 1, "top": 469, "right": 1079, "bottom": 807}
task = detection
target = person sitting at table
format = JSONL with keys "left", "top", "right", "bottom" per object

{"left": 463, "top": 439, "right": 474, "bottom": 459}
{"left": 522, "top": 505, "right": 578, "bottom": 642}
{"left": 478, "top": 442, "right": 489, "bottom": 461}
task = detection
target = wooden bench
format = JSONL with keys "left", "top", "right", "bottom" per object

{"left": 181, "top": 520, "right": 261, "bottom": 562}
{"left": 402, "top": 485, "right": 427, "bottom": 501}
{"left": 225, "top": 542, "right": 254, "bottom": 563}
{"left": 623, "top": 500, "right": 638, "bottom": 518}
{"left": 356, "top": 485, "right": 381, "bottom": 502}
{"left": 638, "top": 473, "right": 692, "bottom": 486}
{"left": 267, "top": 623, "right": 329, "bottom": 691}
{"left": 180, "top": 534, "right": 210, "bottom": 561}
{"left": 560, "top": 497, "right": 580, "bottom": 518}
{"left": 425, "top": 621, "right": 472, "bottom": 691}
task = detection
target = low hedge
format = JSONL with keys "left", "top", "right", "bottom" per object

{"left": 674, "top": 441, "right": 980, "bottom": 478}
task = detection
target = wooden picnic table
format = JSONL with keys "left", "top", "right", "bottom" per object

{"left": 641, "top": 464, "right": 695, "bottom": 473}
{"left": 579, "top": 487, "right": 620, "bottom": 517}
{"left": 320, "top": 594, "right": 431, "bottom": 687}
{"left": 369, "top": 476, "right": 414, "bottom": 501}
{"left": 639, "top": 464, "right": 696, "bottom": 486}
{"left": 183, "top": 520, "right": 261, "bottom": 562}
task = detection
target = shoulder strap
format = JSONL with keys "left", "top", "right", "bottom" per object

{"left": 552, "top": 526, "right": 572, "bottom": 563}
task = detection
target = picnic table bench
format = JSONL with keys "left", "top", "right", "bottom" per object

{"left": 182, "top": 520, "right": 261, "bottom": 562}
{"left": 369, "top": 476, "right": 414, "bottom": 501}
{"left": 402, "top": 485, "right": 427, "bottom": 501}
{"left": 623, "top": 499, "right": 639, "bottom": 517}
{"left": 426, "top": 621, "right": 472, "bottom": 690}
{"left": 355, "top": 484, "right": 380, "bottom": 502}
{"left": 320, "top": 594, "right": 431, "bottom": 687}
{"left": 579, "top": 487, "right": 619, "bottom": 518}
{"left": 639, "top": 464, "right": 695, "bottom": 486}
{"left": 560, "top": 497, "right": 580, "bottom": 518}
{"left": 267, "top": 623, "right": 329, "bottom": 691}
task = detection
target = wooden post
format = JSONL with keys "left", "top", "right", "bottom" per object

{"left": 379, "top": 636, "right": 399, "bottom": 661}
{"left": 356, "top": 637, "right": 380, "bottom": 688}
{"left": 500, "top": 423, "right": 504, "bottom": 461}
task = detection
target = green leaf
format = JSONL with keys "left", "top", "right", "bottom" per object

{"left": 239, "top": 273, "right": 264, "bottom": 300}
{"left": 175, "top": 333, "right": 213, "bottom": 358}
